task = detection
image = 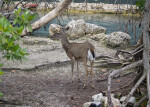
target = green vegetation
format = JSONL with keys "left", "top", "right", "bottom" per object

{"left": 0, "top": 7, "right": 37, "bottom": 97}
{"left": 135, "top": 0, "right": 145, "bottom": 12}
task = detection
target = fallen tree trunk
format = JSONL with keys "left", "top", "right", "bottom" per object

{"left": 21, "top": 0, "right": 73, "bottom": 36}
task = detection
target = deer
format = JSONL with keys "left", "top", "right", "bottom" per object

{"left": 51, "top": 27, "right": 95, "bottom": 89}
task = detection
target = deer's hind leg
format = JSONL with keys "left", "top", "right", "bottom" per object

{"left": 89, "top": 61, "right": 95, "bottom": 89}
{"left": 83, "top": 58, "right": 88, "bottom": 89}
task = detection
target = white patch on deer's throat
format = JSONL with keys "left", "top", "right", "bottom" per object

{"left": 87, "top": 49, "right": 95, "bottom": 61}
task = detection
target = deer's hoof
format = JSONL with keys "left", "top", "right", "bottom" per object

{"left": 78, "top": 78, "right": 81, "bottom": 82}
{"left": 92, "top": 85, "right": 95, "bottom": 89}
{"left": 83, "top": 85, "right": 86, "bottom": 89}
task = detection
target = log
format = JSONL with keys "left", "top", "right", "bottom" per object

{"left": 21, "top": 0, "right": 73, "bottom": 36}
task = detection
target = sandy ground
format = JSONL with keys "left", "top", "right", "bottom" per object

{"left": 0, "top": 36, "right": 135, "bottom": 106}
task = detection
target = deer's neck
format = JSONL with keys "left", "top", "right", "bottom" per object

{"left": 60, "top": 35, "right": 69, "bottom": 51}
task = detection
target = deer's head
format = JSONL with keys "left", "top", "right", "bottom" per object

{"left": 51, "top": 27, "right": 69, "bottom": 40}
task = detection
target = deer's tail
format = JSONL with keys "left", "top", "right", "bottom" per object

{"left": 87, "top": 48, "right": 95, "bottom": 61}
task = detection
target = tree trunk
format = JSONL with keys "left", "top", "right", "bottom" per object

{"left": 143, "top": 0, "right": 150, "bottom": 106}
{"left": 21, "top": 0, "right": 73, "bottom": 36}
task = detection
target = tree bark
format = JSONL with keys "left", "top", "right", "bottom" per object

{"left": 142, "top": 0, "right": 150, "bottom": 106}
{"left": 21, "top": 0, "right": 73, "bottom": 36}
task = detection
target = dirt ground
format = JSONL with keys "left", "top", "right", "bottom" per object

{"left": 0, "top": 62, "right": 135, "bottom": 107}
{"left": 0, "top": 36, "right": 136, "bottom": 107}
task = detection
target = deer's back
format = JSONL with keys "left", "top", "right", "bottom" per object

{"left": 68, "top": 41, "right": 95, "bottom": 60}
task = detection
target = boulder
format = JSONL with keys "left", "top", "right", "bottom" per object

{"left": 86, "top": 23, "right": 106, "bottom": 34}
{"left": 83, "top": 102, "right": 92, "bottom": 107}
{"left": 104, "top": 96, "right": 121, "bottom": 107}
{"left": 106, "top": 31, "right": 131, "bottom": 48}
{"left": 83, "top": 102, "right": 102, "bottom": 107}
{"left": 120, "top": 96, "right": 136, "bottom": 106}
{"left": 49, "top": 24, "right": 62, "bottom": 37}
{"left": 90, "top": 33, "right": 107, "bottom": 42}
{"left": 65, "top": 19, "right": 86, "bottom": 39}
{"left": 49, "top": 20, "right": 107, "bottom": 40}
{"left": 92, "top": 93, "right": 104, "bottom": 102}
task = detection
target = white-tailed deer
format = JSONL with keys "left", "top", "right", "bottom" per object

{"left": 51, "top": 27, "right": 95, "bottom": 88}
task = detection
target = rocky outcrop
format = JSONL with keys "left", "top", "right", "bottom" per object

{"left": 49, "top": 19, "right": 106, "bottom": 39}
{"left": 49, "top": 24, "right": 62, "bottom": 36}
{"left": 84, "top": 93, "right": 122, "bottom": 107}
{"left": 106, "top": 31, "right": 131, "bottom": 48}
{"left": 65, "top": 19, "right": 86, "bottom": 39}
{"left": 86, "top": 23, "right": 106, "bottom": 34}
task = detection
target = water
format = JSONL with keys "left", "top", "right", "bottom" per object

{"left": 14, "top": 0, "right": 138, "bottom": 4}
{"left": 33, "top": 13, "right": 142, "bottom": 45}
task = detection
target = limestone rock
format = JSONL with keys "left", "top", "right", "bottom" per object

{"left": 104, "top": 96, "right": 121, "bottom": 107}
{"left": 49, "top": 24, "right": 62, "bottom": 37}
{"left": 65, "top": 19, "right": 86, "bottom": 39}
{"left": 92, "top": 93, "right": 104, "bottom": 102}
{"left": 83, "top": 102, "right": 102, "bottom": 107}
{"left": 83, "top": 102, "right": 92, "bottom": 107}
{"left": 49, "top": 20, "right": 106, "bottom": 40}
{"left": 106, "top": 31, "right": 131, "bottom": 48}
{"left": 91, "top": 33, "right": 107, "bottom": 42}
{"left": 120, "top": 96, "right": 136, "bottom": 106}
{"left": 86, "top": 23, "right": 106, "bottom": 34}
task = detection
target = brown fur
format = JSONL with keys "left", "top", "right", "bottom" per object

{"left": 51, "top": 28, "right": 95, "bottom": 88}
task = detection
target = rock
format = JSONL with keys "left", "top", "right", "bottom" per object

{"left": 92, "top": 93, "right": 104, "bottom": 102}
{"left": 120, "top": 96, "right": 136, "bottom": 106}
{"left": 106, "top": 31, "right": 131, "bottom": 48}
{"left": 49, "top": 24, "right": 62, "bottom": 37}
{"left": 86, "top": 23, "right": 106, "bottom": 34}
{"left": 83, "top": 102, "right": 92, "bottom": 107}
{"left": 89, "top": 102, "right": 102, "bottom": 107}
{"left": 65, "top": 19, "right": 86, "bottom": 39}
{"left": 23, "top": 37, "right": 48, "bottom": 45}
{"left": 83, "top": 102, "right": 102, "bottom": 107}
{"left": 90, "top": 33, "right": 107, "bottom": 42}
{"left": 49, "top": 20, "right": 107, "bottom": 40}
{"left": 104, "top": 95, "right": 121, "bottom": 107}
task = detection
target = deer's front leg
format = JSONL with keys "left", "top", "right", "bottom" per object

{"left": 71, "top": 58, "right": 74, "bottom": 83}
{"left": 77, "top": 60, "right": 80, "bottom": 82}
{"left": 83, "top": 58, "right": 88, "bottom": 89}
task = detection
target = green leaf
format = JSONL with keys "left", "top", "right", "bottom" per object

{"left": 13, "top": 19, "right": 18, "bottom": 25}
{"left": 27, "top": 14, "right": 37, "bottom": 21}
{"left": 0, "top": 16, "right": 11, "bottom": 30}
{"left": 27, "top": 24, "right": 32, "bottom": 32}
{"left": 0, "top": 64, "right": 3, "bottom": 68}
{"left": 0, "top": 70, "right": 4, "bottom": 76}
{"left": 0, "top": 79, "right": 2, "bottom": 83}
{"left": 18, "top": 7, "right": 21, "bottom": 14}
{"left": 0, "top": 92, "right": 4, "bottom": 97}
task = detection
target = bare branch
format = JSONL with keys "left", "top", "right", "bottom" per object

{"left": 107, "top": 60, "right": 143, "bottom": 107}
{"left": 122, "top": 73, "right": 146, "bottom": 107}
{"left": 21, "top": 0, "right": 73, "bottom": 36}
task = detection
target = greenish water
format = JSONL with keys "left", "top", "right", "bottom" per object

{"left": 18, "top": 0, "right": 138, "bottom": 4}
{"left": 33, "top": 13, "right": 142, "bottom": 45}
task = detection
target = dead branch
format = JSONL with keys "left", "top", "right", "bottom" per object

{"left": 107, "top": 60, "right": 143, "bottom": 107}
{"left": 122, "top": 73, "right": 146, "bottom": 107}
{"left": 134, "top": 95, "right": 148, "bottom": 107}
